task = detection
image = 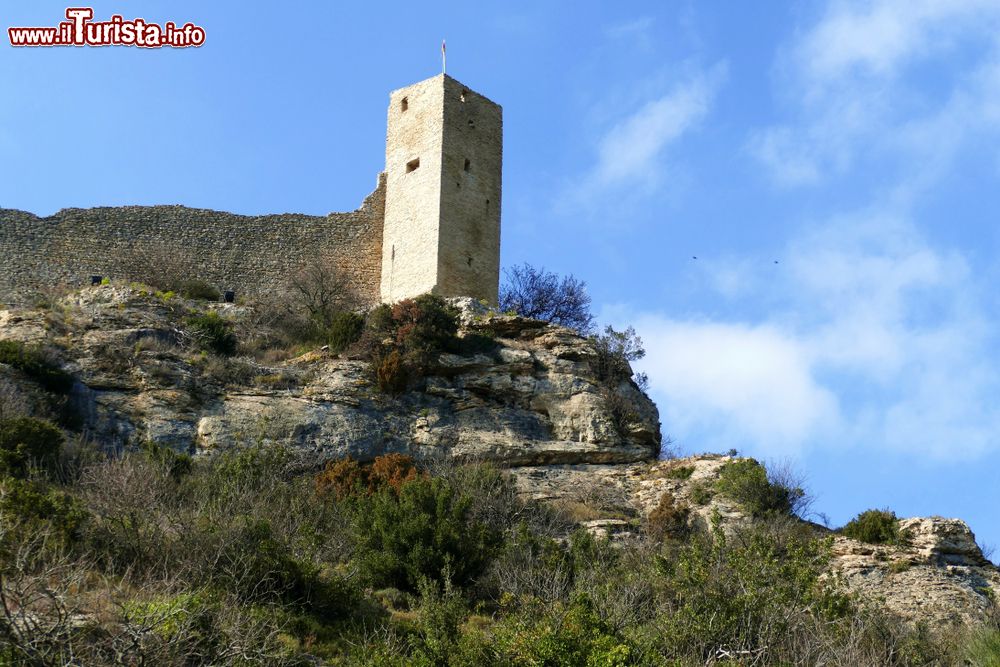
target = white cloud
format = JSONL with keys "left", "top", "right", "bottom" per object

{"left": 586, "top": 63, "right": 726, "bottom": 191}
{"left": 627, "top": 215, "right": 1000, "bottom": 460}
{"left": 799, "top": 0, "right": 998, "bottom": 84}
{"left": 634, "top": 318, "right": 839, "bottom": 452}
{"left": 605, "top": 17, "right": 654, "bottom": 41}
{"left": 749, "top": 0, "right": 1000, "bottom": 187}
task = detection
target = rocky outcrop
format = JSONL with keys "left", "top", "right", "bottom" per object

{"left": 511, "top": 456, "right": 1000, "bottom": 629}
{"left": 0, "top": 286, "right": 660, "bottom": 466}
{"left": 832, "top": 517, "right": 1000, "bottom": 626}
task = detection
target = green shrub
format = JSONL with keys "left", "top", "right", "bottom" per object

{"left": 666, "top": 465, "right": 695, "bottom": 480}
{"left": 653, "top": 528, "right": 850, "bottom": 661}
{"left": 963, "top": 627, "right": 1000, "bottom": 667}
{"left": 206, "top": 444, "right": 294, "bottom": 501}
{"left": 176, "top": 278, "right": 221, "bottom": 301}
{"left": 841, "top": 509, "right": 907, "bottom": 545}
{"left": 327, "top": 311, "right": 364, "bottom": 354}
{"left": 362, "top": 295, "right": 460, "bottom": 392}
{"left": 485, "top": 595, "right": 636, "bottom": 666}
{"left": 0, "top": 477, "right": 87, "bottom": 553}
{"left": 591, "top": 326, "right": 646, "bottom": 387}
{"left": 689, "top": 481, "right": 714, "bottom": 505}
{"left": 138, "top": 440, "right": 193, "bottom": 481}
{"left": 0, "top": 340, "right": 75, "bottom": 393}
{"left": 715, "top": 459, "right": 803, "bottom": 518}
{"left": 352, "top": 475, "right": 500, "bottom": 591}
{"left": 186, "top": 311, "right": 238, "bottom": 356}
{"left": 0, "top": 416, "right": 64, "bottom": 478}
{"left": 213, "top": 517, "right": 358, "bottom": 618}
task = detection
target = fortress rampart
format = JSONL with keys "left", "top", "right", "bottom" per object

{"left": 0, "top": 176, "right": 384, "bottom": 305}
{"left": 0, "top": 74, "right": 500, "bottom": 307}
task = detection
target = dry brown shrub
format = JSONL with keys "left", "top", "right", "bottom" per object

{"left": 368, "top": 453, "right": 420, "bottom": 493}
{"left": 646, "top": 491, "right": 691, "bottom": 542}
{"left": 374, "top": 349, "right": 408, "bottom": 393}
{"left": 315, "top": 454, "right": 421, "bottom": 500}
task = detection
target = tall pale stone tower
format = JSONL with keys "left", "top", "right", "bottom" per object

{"left": 380, "top": 74, "right": 502, "bottom": 304}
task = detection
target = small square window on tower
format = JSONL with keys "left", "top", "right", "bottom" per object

{"left": 406, "top": 157, "right": 420, "bottom": 173}
{"left": 401, "top": 97, "right": 409, "bottom": 112}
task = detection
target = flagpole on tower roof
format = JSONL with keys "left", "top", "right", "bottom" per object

{"left": 442, "top": 39, "right": 446, "bottom": 75}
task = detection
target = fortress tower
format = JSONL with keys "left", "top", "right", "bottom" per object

{"left": 380, "top": 74, "right": 502, "bottom": 304}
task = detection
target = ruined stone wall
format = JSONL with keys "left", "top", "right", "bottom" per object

{"left": 0, "top": 174, "right": 385, "bottom": 306}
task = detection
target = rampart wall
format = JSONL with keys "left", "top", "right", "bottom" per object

{"left": 0, "top": 174, "right": 386, "bottom": 306}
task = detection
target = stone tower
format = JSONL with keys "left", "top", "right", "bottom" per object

{"left": 380, "top": 74, "right": 502, "bottom": 304}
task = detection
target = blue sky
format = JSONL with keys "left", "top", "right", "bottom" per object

{"left": 3, "top": 1, "right": 999, "bottom": 551}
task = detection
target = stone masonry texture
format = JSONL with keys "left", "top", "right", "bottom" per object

{"left": 381, "top": 74, "right": 502, "bottom": 304}
{"left": 0, "top": 176, "right": 385, "bottom": 307}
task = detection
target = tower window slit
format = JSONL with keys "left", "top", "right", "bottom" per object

{"left": 464, "top": 158, "right": 471, "bottom": 172}
{"left": 401, "top": 97, "right": 408, "bottom": 112}
{"left": 406, "top": 157, "right": 420, "bottom": 173}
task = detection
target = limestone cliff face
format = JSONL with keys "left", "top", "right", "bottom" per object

{"left": 0, "top": 287, "right": 660, "bottom": 466}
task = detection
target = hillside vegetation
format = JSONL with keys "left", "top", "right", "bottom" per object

{"left": 0, "top": 282, "right": 997, "bottom": 665}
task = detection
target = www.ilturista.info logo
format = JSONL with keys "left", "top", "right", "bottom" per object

{"left": 8, "top": 8, "right": 205, "bottom": 48}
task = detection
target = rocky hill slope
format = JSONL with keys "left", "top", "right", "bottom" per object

{"left": 511, "top": 457, "right": 1000, "bottom": 628}
{"left": 1, "top": 285, "right": 996, "bottom": 632}
{"left": 0, "top": 286, "right": 659, "bottom": 465}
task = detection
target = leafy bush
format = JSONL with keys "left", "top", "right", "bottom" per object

{"left": 0, "top": 416, "right": 64, "bottom": 478}
{"left": 666, "top": 465, "right": 695, "bottom": 480}
{"left": 841, "top": 509, "right": 907, "bottom": 545}
{"left": 138, "top": 440, "right": 192, "bottom": 481}
{"left": 185, "top": 311, "right": 238, "bottom": 356}
{"left": 374, "top": 349, "right": 408, "bottom": 394}
{"left": 590, "top": 326, "right": 649, "bottom": 436}
{"left": 327, "top": 311, "right": 364, "bottom": 353}
{"left": 389, "top": 295, "right": 460, "bottom": 367}
{"left": 211, "top": 517, "right": 358, "bottom": 617}
{"left": 963, "top": 626, "right": 1000, "bottom": 667}
{"left": 715, "top": 459, "right": 805, "bottom": 518}
{"left": 653, "top": 527, "right": 850, "bottom": 662}
{"left": 176, "top": 278, "right": 221, "bottom": 301}
{"left": 351, "top": 475, "right": 500, "bottom": 591}
{"left": 592, "top": 325, "right": 646, "bottom": 388}
{"left": 0, "top": 340, "right": 75, "bottom": 394}
{"left": 498, "top": 263, "right": 595, "bottom": 333}
{"left": 484, "top": 595, "right": 636, "bottom": 666}
{"left": 689, "top": 481, "right": 714, "bottom": 506}
{"left": 361, "top": 295, "right": 460, "bottom": 393}
{"left": 0, "top": 477, "right": 87, "bottom": 553}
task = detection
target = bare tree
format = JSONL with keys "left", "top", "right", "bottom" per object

{"left": 287, "top": 255, "right": 362, "bottom": 329}
{"left": 499, "top": 263, "right": 594, "bottom": 333}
